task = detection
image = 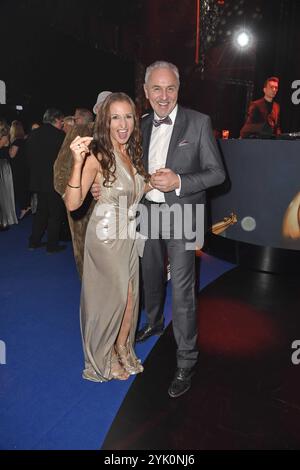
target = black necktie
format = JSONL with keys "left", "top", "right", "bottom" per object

{"left": 153, "top": 116, "right": 172, "bottom": 127}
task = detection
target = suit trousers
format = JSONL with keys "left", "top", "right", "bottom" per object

{"left": 29, "top": 190, "right": 64, "bottom": 250}
{"left": 140, "top": 200, "right": 199, "bottom": 368}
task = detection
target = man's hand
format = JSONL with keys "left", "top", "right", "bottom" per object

{"left": 91, "top": 181, "right": 101, "bottom": 200}
{"left": 151, "top": 168, "right": 180, "bottom": 193}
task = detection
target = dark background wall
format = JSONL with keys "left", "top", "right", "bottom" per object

{"left": 1, "top": 0, "right": 300, "bottom": 135}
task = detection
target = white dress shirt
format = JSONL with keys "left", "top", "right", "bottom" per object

{"left": 146, "top": 105, "right": 180, "bottom": 203}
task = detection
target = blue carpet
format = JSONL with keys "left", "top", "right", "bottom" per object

{"left": 0, "top": 215, "right": 234, "bottom": 449}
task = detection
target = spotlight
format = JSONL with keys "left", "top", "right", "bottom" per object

{"left": 234, "top": 29, "right": 252, "bottom": 49}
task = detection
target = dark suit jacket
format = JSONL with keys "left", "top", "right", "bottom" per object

{"left": 240, "top": 98, "right": 281, "bottom": 138}
{"left": 27, "top": 124, "right": 65, "bottom": 192}
{"left": 141, "top": 106, "right": 225, "bottom": 208}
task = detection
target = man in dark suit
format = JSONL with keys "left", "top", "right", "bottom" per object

{"left": 27, "top": 108, "right": 66, "bottom": 253}
{"left": 240, "top": 76, "right": 281, "bottom": 138}
{"left": 136, "top": 61, "right": 225, "bottom": 398}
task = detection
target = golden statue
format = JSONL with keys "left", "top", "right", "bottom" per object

{"left": 211, "top": 212, "right": 238, "bottom": 235}
{"left": 195, "top": 212, "right": 237, "bottom": 256}
{"left": 282, "top": 192, "right": 300, "bottom": 240}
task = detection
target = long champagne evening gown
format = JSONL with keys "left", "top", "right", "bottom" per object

{"left": 80, "top": 152, "right": 145, "bottom": 381}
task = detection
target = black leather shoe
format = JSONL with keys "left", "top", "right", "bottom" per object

{"left": 46, "top": 245, "right": 66, "bottom": 254}
{"left": 168, "top": 367, "right": 194, "bottom": 398}
{"left": 135, "top": 323, "right": 164, "bottom": 343}
{"left": 28, "top": 241, "right": 46, "bottom": 250}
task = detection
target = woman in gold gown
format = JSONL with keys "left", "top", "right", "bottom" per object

{"left": 65, "top": 93, "right": 151, "bottom": 382}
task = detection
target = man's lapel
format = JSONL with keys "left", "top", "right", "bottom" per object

{"left": 166, "top": 106, "right": 186, "bottom": 167}
{"left": 142, "top": 114, "right": 153, "bottom": 172}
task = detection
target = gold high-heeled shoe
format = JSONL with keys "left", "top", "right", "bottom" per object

{"left": 82, "top": 368, "right": 104, "bottom": 382}
{"left": 115, "top": 341, "right": 144, "bottom": 375}
{"left": 110, "top": 350, "right": 130, "bottom": 381}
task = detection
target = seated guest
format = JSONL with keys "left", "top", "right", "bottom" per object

{"left": 240, "top": 77, "right": 281, "bottom": 138}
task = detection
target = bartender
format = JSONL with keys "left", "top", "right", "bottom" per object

{"left": 240, "top": 77, "right": 281, "bottom": 138}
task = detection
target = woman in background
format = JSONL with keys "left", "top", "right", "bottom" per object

{"left": 9, "top": 120, "right": 31, "bottom": 219}
{"left": 54, "top": 123, "right": 94, "bottom": 278}
{"left": 0, "top": 122, "right": 18, "bottom": 230}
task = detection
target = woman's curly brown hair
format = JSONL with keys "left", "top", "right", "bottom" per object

{"left": 91, "top": 92, "right": 149, "bottom": 187}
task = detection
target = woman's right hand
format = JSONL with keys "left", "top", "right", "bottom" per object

{"left": 70, "top": 136, "right": 93, "bottom": 164}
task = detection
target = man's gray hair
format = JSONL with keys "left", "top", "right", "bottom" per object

{"left": 75, "top": 108, "right": 94, "bottom": 124}
{"left": 43, "top": 108, "right": 64, "bottom": 124}
{"left": 144, "top": 61, "right": 180, "bottom": 85}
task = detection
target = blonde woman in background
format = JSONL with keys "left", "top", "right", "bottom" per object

{"left": 62, "top": 116, "right": 75, "bottom": 134}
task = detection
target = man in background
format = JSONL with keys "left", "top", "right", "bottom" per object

{"left": 240, "top": 77, "right": 281, "bottom": 138}
{"left": 27, "top": 108, "right": 66, "bottom": 253}
{"left": 73, "top": 108, "right": 93, "bottom": 126}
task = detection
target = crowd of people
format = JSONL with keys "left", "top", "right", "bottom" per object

{"left": 1, "top": 61, "right": 227, "bottom": 398}
{"left": 0, "top": 118, "right": 41, "bottom": 230}
{"left": 0, "top": 120, "right": 18, "bottom": 230}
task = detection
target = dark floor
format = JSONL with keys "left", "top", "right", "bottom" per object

{"left": 103, "top": 267, "right": 300, "bottom": 450}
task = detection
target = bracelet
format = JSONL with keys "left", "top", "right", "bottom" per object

{"left": 67, "top": 183, "right": 81, "bottom": 189}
